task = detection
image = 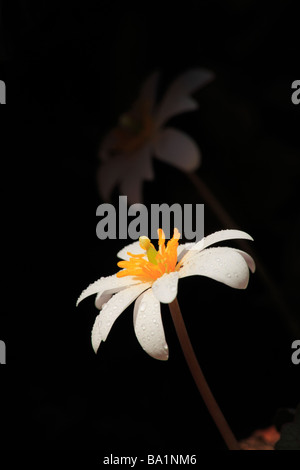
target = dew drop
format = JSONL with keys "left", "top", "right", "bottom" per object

{"left": 227, "top": 273, "right": 231, "bottom": 278}
{"left": 140, "top": 302, "right": 146, "bottom": 312}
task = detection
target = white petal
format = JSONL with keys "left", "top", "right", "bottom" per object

{"left": 154, "top": 128, "right": 201, "bottom": 171}
{"left": 179, "top": 247, "right": 251, "bottom": 289}
{"left": 95, "top": 275, "right": 144, "bottom": 309}
{"left": 177, "top": 243, "right": 194, "bottom": 262}
{"left": 91, "top": 282, "right": 152, "bottom": 353}
{"left": 152, "top": 272, "right": 179, "bottom": 304}
{"left": 117, "top": 241, "right": 145, "bottom": 260}
{"left": 76, "top": 274, "right": 142, "bottom": 307}
{"left": 235, "top": 249, "right": 256, "bottom": 273}
{"left": 133, "top": 289, "right": 168, "bottom": 361}
{"left": 95, "top": 291, "right": 113, "bottom": 310}
{"left": 199, "top": 229, "right": 254, "bottom": 250}
{"left": 155, "top": 68, "right": 215, "bottom": 126}
{"left": 181, "top": 229, "right": 254, "bottom": 264}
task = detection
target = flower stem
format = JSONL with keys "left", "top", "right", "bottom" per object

{"left": 168, "top": 297, "right": 240, "bottom": 450}
{"left": 187, "top": 171, "right": 300, "bottom": 337}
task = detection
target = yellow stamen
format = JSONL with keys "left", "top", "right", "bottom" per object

{"left": 139, "top": 236, "right": 151, "bottom": 250}
{"left": 117, "top": 228, "right": 181, "bottom": 281}
{"left": 139, "top": 236, "right": 158, "bottom": 265}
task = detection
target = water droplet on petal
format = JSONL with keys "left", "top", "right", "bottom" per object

{"left": 227, "top": 273, "right": 231, "bottom": 278}
{"left": 140, "top": 302, "right": 146, "bottom": 312}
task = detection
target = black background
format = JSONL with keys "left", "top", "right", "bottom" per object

{"left": 0, "top": 0, "right": 299, "bottom": 452}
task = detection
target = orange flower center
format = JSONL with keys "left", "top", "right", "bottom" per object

{"left": 117, "top": 228, "right": 181, "bottom": 282}
{"left": 109, "top": 100, "right": 154, "bottom": 156}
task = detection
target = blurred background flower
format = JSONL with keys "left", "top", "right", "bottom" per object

{"left": 98, "top": 69, "right": 213, "bottom": 204}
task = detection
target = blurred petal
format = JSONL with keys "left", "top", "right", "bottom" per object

{"left": 117, "top": 241, "right": 145, "bottom": 260}
{"left": 76, "top": 274, "right": 142, "bottom": 307}
{"left": 99, "top": 130, "right": 118, "bottom": 162}
{"left": 155, "top": 68, "right": 215, "bottom": 126}
{"left": 179, "top": 247, "right": 250, "bottom": 289}
{"left": 119, "top": 176, "right": 144, "bottom": 206}
{"left": 152, "top": 271, "right": 179, "bottom": 304}
{"left": 137, "top": 71, "right": 160, "bottom": 114}
{"left": 133, "top": 289, "right": 168, "bottom": 360}
{"left": 154, "top": 128, "right": 201, "bottom": 171}
{"left": 155, "top": 97, "right": 198, "bottom": 128}
{"left": 97, "top": 155, "right": 127, "bottom": 202}
{"left": 119, "top": 145, "right": 154, "bottom": 204}
{"left": 91, "top": 282, "right": 151, "bottom": 352}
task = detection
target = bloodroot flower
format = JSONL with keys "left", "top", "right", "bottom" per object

{"left": 76, "top": 229, "right": 255, "bottom": 361}
{"left": 98, "top": 68, "right": 214, "bottom": 204}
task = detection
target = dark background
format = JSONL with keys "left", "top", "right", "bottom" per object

{"left": 0, "top": 0, "right": 299, "bottom": 452}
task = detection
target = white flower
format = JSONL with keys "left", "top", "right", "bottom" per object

{"left": 77, "top": 229, "right": 255, "bottom": 361}
{"left": 98, "top": 69, "right": 214, "bottom": 204}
